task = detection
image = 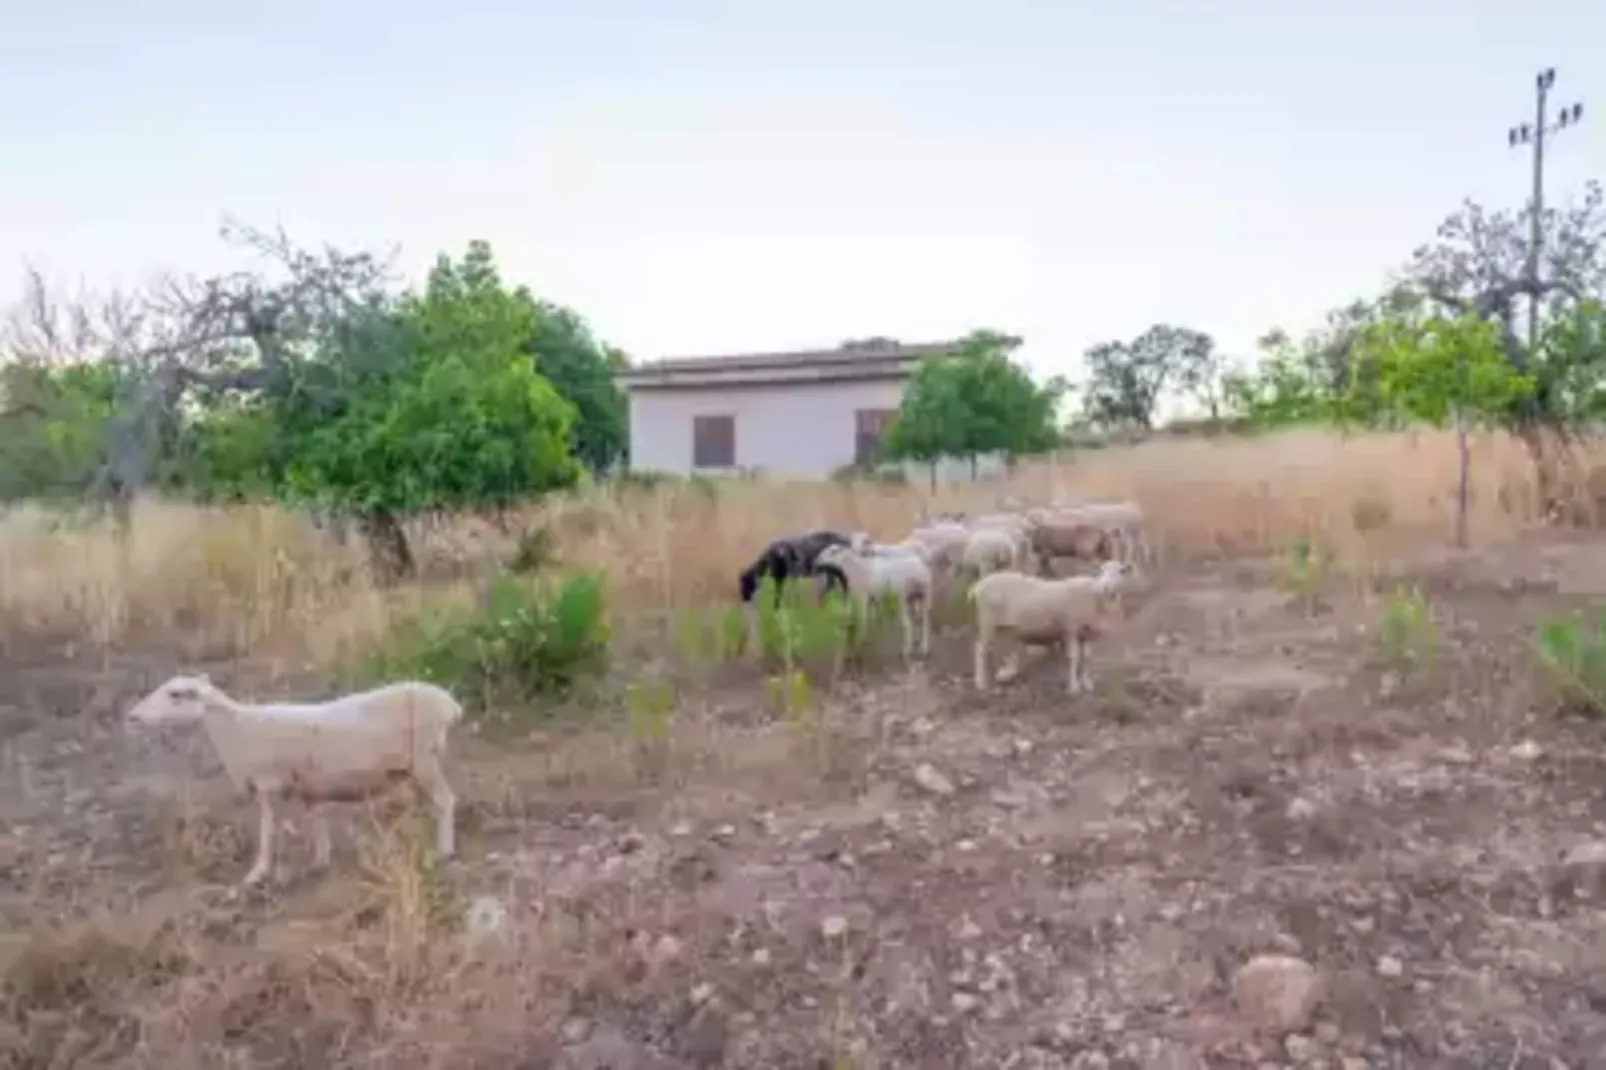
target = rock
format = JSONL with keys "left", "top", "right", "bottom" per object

{"left": 951, "top": 991, "right": 981, "bottom": 1013}
{"left": 1285, "top": 796, "right": 1317, "bottom": 820}
{"left": 557, "top": 1023, "right": 690, "bottom": 1070}
{"left": 1559, "top": 840, "right": 1606, "bottom": 896}
{"left": 678, "top": 1002, "right": 730, "bottom": 1067}
{"left": 821, "top": 915, "right": 849, "bottom": 939}
{"left": 463, "top": 895, "right": 507, "bottom": 942}
{"left": 1510, "top": 739, "right": 1543, "bottom": 762}
{"left": 1285, "top": 1033, "right": 1316, "bottom": 1062}
{"left": 1376, "top": 955, "right": 1403, "bottom": 979}
{"left": 1232, "top": 954, "right": 1324, "bottom": 1035}
{"left": 913, "top": 763, "right": 956, "bottom": 796}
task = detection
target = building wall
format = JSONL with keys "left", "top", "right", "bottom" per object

{"left": 627, "top": 378, "right": 1011, "bottom": 483}
{"left": 627, "top": 378, "right": 908, "bottom": 479}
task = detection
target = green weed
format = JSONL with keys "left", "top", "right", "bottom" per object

{"left": 1535, "top": 609, "right": 1606, "bottom": 717}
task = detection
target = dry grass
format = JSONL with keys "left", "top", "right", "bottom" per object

{"left": 3, "top": 427, "right": 1606, "bottom": 1067}
{"left": 0, "top": 429, "right": 1569, "bottom": 664}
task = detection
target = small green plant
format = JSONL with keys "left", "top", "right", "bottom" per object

{"left": 361, "top": 570, "right": 610, "bottom": 722}
{"left": 1535, "top": 609, "right": 1606, "bottom": 717}
{"left": 717, "top": 606, "right": 749, "bottom": 659}
{"left": 625, "top": 678, "right": 677, "bottom": 780}
{"left": 766, "top": 668, "right": 815, "bottom": 726}
{"left": 1376, "top": 584, "right": 1439, "bottom": 672}
{"left": 672, "top": 606, "right": 724, "bottom": 665}
{"left": 1281, "top": 535, "right": 1328, "bottom": 608}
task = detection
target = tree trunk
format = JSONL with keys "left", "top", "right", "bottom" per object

{"left": 928, "top": 462, "right": 937, "bottom": 492}
{"left": 1516, "top": 421, "right": 1560, "bottom": 522}
{"left": 969, "top": 454, "right": 978, "bottom": 481}
{"left": 358, "top": 510, "right": 415, "bottom": 583}
{"left": 1453, "top": 412, "right": 1470, "bottom": 548}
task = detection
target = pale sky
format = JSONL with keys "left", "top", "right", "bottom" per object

{"left": 3, "top": 0, "right": 1602, "bottom": 394}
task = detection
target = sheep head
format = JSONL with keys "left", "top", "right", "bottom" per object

{"left": 126, "top": 674, "right": 219, "bottom": 726}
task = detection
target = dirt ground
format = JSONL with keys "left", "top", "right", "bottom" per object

{"left": 4, "top": 534, "right": 1606, "bottom": 1069}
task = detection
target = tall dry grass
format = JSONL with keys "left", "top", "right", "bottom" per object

{"left": 0, "top": 429, "right": 1578, "bottom": 667}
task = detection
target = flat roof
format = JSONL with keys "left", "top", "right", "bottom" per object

{"left": 618, "top": 337, "right": 968, "bottom": 390}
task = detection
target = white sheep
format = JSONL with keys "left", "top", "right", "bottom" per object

{"left": 968, "top": 559, "right": 1139, "bottom": 695}
{"left": 125, "top": 675, "right": 464, "bottom": 889}
{"left": 815, "top": 543, "right": 934, "bottom": 658}
{"left": 959, "top": 526, "right": 1023, "bottom": 578}
{"left": 902, "top": 521, "right": 972, "bottom": 572}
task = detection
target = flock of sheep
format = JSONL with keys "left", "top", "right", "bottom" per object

{"left": 735, "top": 496, "right": 1152, "bottom": 692}
{"left": 123, "top": 495, "right": 1151, "bottom": 891}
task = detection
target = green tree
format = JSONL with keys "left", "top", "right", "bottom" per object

{"left": 1080, "top": 323, "right": 1216, "bottom": 432}
{"left": 881, "top": 329, "right": 1063, "bottom": 481}
{"left": 520, "top": 299, "right": 629, "bottom": 474}
{"left": 1355, "top": 303, "right": 1534, "bottom": 546}
{"left": 1405, "top": 182, "right": 1606, "bottom": 509}
{"left": 0, "top": 360, "right": 121, "bottom": 499}
{"left": 280, "top": 241, "right": 580, "bottom": 576}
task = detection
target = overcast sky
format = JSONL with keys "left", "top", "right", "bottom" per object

{"left": 2, "top": 0, "right": 1602, "bottom": 388}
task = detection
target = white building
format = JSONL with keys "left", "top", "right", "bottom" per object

{"left": 619, "top": 336, "right": 986, "bottom": 480}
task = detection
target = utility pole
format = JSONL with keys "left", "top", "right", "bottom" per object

{"left": 1508, "top": 67, "right": 1584, "bottom": 355}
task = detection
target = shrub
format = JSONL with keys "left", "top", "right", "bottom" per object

{"left": 1376, "top": 584, "right": 1438, "bottom": 672}
{"left": 363, "top": 570, "right": 610, "bottom": 720}
{"left": 1535, "top": 610, "right": 1606, "bottom": 717}
{"left": 506, "top": 525, "right": 556, "bottom": 575}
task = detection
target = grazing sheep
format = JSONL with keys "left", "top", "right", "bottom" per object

{"left": 125, "top": 675, "right": 464, "bottom": 888}
{"left": 1027, "top": 501, "right": 1151, "bottom": 567}
{"left": 968, "top": 559, "right": 1139, "bottom": 695}
{"left": 904, "top": 521, "right": 973, "bottom": 571}
{"left": 738, "top": 530, "right": 852, "bottom": 605}
{"left": 815, "top": 543, "right": 934, "bottom": 658}
{"left": 1019, "top": 511, "right": 1119, "bottom": 576}
{"left": 959, "top": 526, "right": 1024, "bottom": 578}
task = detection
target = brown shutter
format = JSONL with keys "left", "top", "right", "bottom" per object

{"left": 854, "top": 409, "right": 896, "bottom": 465}
{"left": 693, "top": 415, "right": 736, "bottom": 467}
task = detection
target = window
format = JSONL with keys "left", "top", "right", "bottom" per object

{"left": 693, "top": 414, "right": 736, "bottom": 468}
{"left": 854, "top": 408, "right": 897, "bottom": 466}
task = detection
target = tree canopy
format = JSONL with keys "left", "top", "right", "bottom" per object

{"left": 880, "top": 330, "right": 1065, "bottom": 473}
{"left": 0, "top": 228, "right": 628, "bottom": 578}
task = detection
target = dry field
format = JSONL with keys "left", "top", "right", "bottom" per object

{"left": 2, "top": 430, "right": 1606, "bottom": 1068}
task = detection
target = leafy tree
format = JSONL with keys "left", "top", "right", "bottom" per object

{"left": 1405, "top": 181, "right": 1606, "bottom": 508}
{"left": 279, "top": 241, "right": 580, "bottom": 576}
{"left": 0, "top": 360, "right": 121, "bottom": 499}
{"left": 1080, "top": 324, "right": 1215, "bottom": 432}
{"left": 520, "top": 299, "right": 628, "bottom": 474}
{"left": 881, "top": 329, "right": 1063, "bottom": 480}
{"left": 1354, "top": 302, "right": 1534, "bottom": 545}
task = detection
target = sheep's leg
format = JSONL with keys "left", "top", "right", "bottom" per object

{"left": 1070, "top": 635, "right": 1096, "bottom": 694}
{"left": 918, "top": 594, "right": 932, "bottom": 658}
{"left": 1066, "top": 637, "right": 1084, "bottom": 695}
{"left": 996, "top": 645, "right": 1023, "bottom": 683}
{"left": 242, "top": 793, "right": 276, "bottom": 887}
{"left": 898, "top": 598, "right": 915, "bottom": 659}
{"left": 973, "top": 629, "right": 992, "bottom": 691}
{"left": 415, "top": 758, "right": 458, "bottom": 861}
{"left": 311, "top": 808, "right": 333, "bottom": 869}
